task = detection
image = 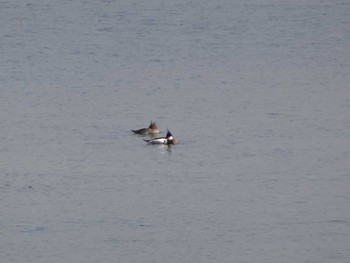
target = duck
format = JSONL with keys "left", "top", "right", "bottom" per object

{"left": 143, "top": 129, "right": 177, "bottom": 145}
{"left": 132, "top": 121, "right": 159, "bottom": 135}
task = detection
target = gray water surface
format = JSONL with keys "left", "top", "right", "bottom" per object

{"left": 1, "top": 1, "right": 350, "bottom": 262}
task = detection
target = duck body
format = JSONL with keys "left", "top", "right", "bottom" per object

{"left": 144, "top": 137, "right": 168, "bottom": 144}
{"left": 144, "top": 130, "right": 177, "bottom": 145}
{"left": 132, "top": 121, "right": 159, "bottom": 135}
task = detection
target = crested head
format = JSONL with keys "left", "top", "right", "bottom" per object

{"left": 166, "top": 130, "right": 177, "bottom": 144}
{"left": 148, "top": 121, "right": 159, "bottom": 134}
{"left": 150, "top": 121, "right": 158, "bottom": 130}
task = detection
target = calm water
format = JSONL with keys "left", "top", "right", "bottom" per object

{"left": 1, "top": 0, "right": 350, "bottom": 262}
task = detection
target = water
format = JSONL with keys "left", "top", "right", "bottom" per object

{"left": 1, "top": 0, "right": 350, "bottom": 262}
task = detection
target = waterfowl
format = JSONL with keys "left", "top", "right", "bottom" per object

{"left": 132, "top": 121, "right": 159, "bottom": 135}
{"left": 143, "top": 130, "right": 177, "bottom": 145}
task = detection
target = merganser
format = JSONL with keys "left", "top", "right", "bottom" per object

{"left": 143, "top": 130, "right": 177, "bottom": 145}
{"left": 132, "top": 121, "right": 159, "bottom": 135}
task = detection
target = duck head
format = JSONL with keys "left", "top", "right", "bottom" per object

{"left": 166, "top": 130, "right": 177, "bottom": 145}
